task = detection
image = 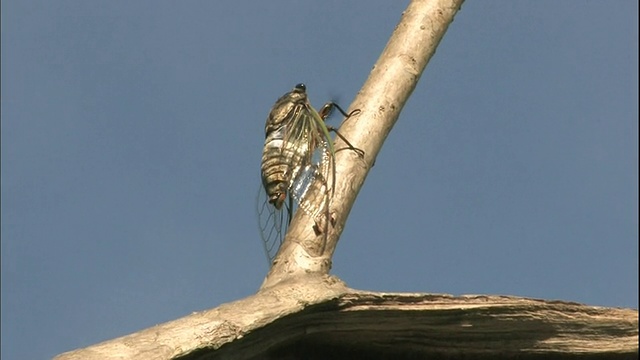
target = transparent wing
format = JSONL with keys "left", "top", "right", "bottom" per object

{"left": 289, "top": 138, "right": 334, "bottom": 224}
{"left": 256, "top": 183, "right": 293, "bottom": 263}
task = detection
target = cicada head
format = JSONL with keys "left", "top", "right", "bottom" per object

{"left": 264, "top": 83, "right": 309, "bottom": 134}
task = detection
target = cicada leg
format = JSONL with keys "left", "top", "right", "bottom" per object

{"left": 319, "top": 102, "right": 365, "bottom": 158}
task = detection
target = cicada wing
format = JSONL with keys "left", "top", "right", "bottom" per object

{"left": 256, "top": 184, "right": 292, "bottom": 263}
{"left": 289, "top": 138, "right": 335, "bottom": 226}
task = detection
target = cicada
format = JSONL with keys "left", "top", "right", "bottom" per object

{"left": 257, "top": 83, "right": 360, "bottom": 264}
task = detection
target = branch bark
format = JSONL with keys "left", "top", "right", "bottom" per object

{"left": 54, "top": 275, "right": 638, "bottom": 359}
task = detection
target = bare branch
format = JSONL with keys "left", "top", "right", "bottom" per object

{"left": 55, "top": 278, "right": 638, "bottom": 359}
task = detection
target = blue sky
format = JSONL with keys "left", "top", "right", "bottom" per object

{"left": 2, "top": 1, "right": 637, "bottom": 359}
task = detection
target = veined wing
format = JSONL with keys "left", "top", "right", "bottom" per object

{"left": 285, "top": 95, "right": 336, "bottom": 227}
{"left": 289, "top": 137, "right": 334, "bottom": 226}
{"left": 256, "top": 183, "right": 293, "bottom": 263}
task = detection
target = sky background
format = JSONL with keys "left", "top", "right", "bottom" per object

{"left": 2, "top": 1, "right": 638, "bottom": 359}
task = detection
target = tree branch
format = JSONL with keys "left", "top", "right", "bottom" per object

{"left": 55, "top": 276, "right": 638, "bottom": 359}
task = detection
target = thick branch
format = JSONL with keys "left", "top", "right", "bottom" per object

{"left": 262, "top": 0, "right": 466, "bottom": 289}
{"left": 55, "top": 276, "right": 638, "bottom": 359}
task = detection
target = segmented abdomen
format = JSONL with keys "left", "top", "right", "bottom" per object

{"left": 260, "top": 125, "right": 310, "bottom": 210}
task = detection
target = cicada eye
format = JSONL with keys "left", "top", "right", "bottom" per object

{"left": 294, "top": 83, "right": 306, "bottom": 92}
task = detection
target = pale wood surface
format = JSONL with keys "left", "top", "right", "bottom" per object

{"left": 55, "top": 274, "right": 638, "bottom": 360}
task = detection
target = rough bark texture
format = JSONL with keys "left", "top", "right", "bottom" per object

{"left": 55, "top": 275, "right": 638, "bottom": 360}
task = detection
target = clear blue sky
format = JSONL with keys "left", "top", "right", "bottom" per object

{"left": 2, "top": 1, "right": 637, "bottom": 359}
